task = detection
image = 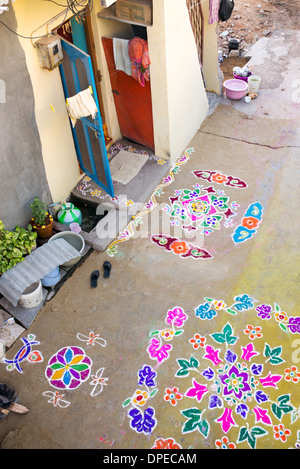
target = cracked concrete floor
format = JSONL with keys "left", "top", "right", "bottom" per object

{"left": 0, "top": 30, "right": 300, "bottom": 450}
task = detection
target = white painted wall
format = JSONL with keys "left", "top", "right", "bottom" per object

{"left": 12, "top": 0, "right": 214, "bottom": 203}
{"left": 95, "top": 0, "right": 210, "bottom": 162}
{"left": 13, "top": 0, "right": 80, "bottom": 204}
{"left": 148, "top": 0, "right": 209, "bottom": 161}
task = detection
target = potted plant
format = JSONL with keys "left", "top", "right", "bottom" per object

{"left": 0, "top": 220, "right": 37, "bottom": 275}
{"left": 30, "top": 197, "right": 53, "bottom": 239}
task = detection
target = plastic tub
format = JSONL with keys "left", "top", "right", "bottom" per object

{"left": 233, "top": 71, "right": 253, "bottom": 82}
{"left": 19, "top": 281, "right": 43, "bottom": 309}
{"left": 41, "top": 266, "right": 61, "bottom": 287}
{"left": 223, "top": 79, "right": 248, "bottom": 100}
{"left": 248, "top": 75, "right": 261, "bottom": 93}
{"left": 49, "top": 231, "right": 85, "bottom": 267}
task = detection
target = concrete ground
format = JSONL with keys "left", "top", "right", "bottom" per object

{"left": 0, "top": 29, "right": 300, "bottom": 450}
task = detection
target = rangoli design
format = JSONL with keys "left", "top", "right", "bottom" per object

{"left": 90, "top": 367, "right": 109, "bottom": 397}
{"left": 76, "top": 331, "right": 107, "bottom": 348}
{"left": 42, "top": 331, "right": 109, "bottom": 407}
{"left": 2, "top": 334, "right": 43, "bottom": 373}
{"left": 150, "top": 182, "right": 240, "bottom": 259}
{"left": 123, "top": 295, "right": 300, "bottom": 449}
{"left": 192, "top": 170, "right": 248, "bottom": 189}
{"left": 42, "top": 390, "right": 71, "bottom": 408}
{"left": 150, "top": 234, "right": 212, "bottom": 260}
{"left": 106, "top": 150, "right": 253, "bottom": 257}
{"left": 106, "top": 148, "right": 194, "bottom": 256}
{"left": 122, "top": 307, "right": 188, "bottom": 435}
{"left": 164, "top": 185, "right": 238, "bottom": 236}
{"left": 45, "top": 346, "right": 93, "bottom": 390}
{"left": 232, "top": 202, "right": 264, "bottom": 244}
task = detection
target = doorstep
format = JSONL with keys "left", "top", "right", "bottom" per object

{"left": 69, "top": 139, "right": 171, "bottom": 252}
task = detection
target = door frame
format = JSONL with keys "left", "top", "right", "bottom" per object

{"left": 83, "top": 14, "right": 108, "bottom": 139}
{"left": 59, "top": 37, "right": 114, "bottom": 197}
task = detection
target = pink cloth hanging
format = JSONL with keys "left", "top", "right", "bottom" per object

{"left": 209, "top": 0, "right": 220, "bottom": 24}
{"left": 128, "top": 37, "right": 151, "bottom": 87}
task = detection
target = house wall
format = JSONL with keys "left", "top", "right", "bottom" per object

{"left": 148, "top": 0, "right": 209, "bottom": 161}
{"left": 12, "top": 0, "right": 81, "bottom": 206}
{"left": 3, "top": 0, "right": 218, "bottom": 230}
{"left": 94, "top": 0, "right": 214, "bottom": 163}
{"left": 201, "top": 0, "right": 221, "bottom": 93}
{"left": 0, "top": 6, "right": 52, "bottom": 230}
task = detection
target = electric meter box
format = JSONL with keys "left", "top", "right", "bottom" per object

{"left": 35, "top": 35, "right": 63, "bottom": 71}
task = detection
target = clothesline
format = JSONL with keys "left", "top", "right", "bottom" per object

{"left": 187, "top": 0, "right": 208, "bottom": 13}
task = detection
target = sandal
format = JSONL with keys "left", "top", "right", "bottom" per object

{"left": 103, "top": 261, "right": 112, "bottom": 279}
{"left": 91, "top": 270, "right": 100, "bottom": 288}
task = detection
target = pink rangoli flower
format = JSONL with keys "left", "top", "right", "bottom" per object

{"left": 147, "top": 338, "right": 172, "bottom": 364}
{"left": 166, "top": 307, "right": 187, "bottom": 328}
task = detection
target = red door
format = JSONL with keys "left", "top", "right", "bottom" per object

{"left": 102, "top": 37, "right": 155, "bottom": 151}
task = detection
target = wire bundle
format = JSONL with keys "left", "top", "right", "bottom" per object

{"left": 0, "top": 0, "right": 94, "bottom": 39}
{"left": 66, "top": 0, "right": 93, "bottom": 17}
{"left": 46, "top": 0, "right": 93, "bottom": 17}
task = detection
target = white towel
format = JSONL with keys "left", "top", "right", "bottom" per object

{"left": 66, "top": 87, "right": 98, "bottom": 127}
{"left": 113, "top": 38, "right": 132, "bottom": 76}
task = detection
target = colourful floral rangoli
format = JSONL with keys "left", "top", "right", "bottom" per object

{"left": 123, "top": 296, "right": 300, "bottom": 449}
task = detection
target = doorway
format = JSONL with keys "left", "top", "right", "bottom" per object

{"left": 102, "top": 24, "right": 155, "bottom": 151}
{"left": 55, "top": 15, "right": 114, "bottom": 197}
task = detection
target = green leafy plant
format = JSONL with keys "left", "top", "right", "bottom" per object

{"left": 0, "top": 220, "right": 37, "bottom": 275}
{"left": 30, "top": 197, "right": 50, "bottom": 227}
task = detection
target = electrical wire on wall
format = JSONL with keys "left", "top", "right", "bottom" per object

{"left": 45, "top": 0, "right": 93, "bottom": 18}
{"left": 0, "top": 0, "right": 93, "bottom": 39}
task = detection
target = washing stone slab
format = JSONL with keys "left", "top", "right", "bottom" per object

{"left": 0, "top": 238, "right": 81, "bottom": 307}
{"left": 0, "top": 308, "right": 25, "bottom": 348}
{"left": 0, "top": 288, "right": 48, "bottom": 329}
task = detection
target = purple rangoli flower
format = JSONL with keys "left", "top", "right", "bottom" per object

{"left": 219, "top": 365, "right": 251, "bottom": 400}
{"left": 288, "top": 317, "right": 300, "bottom": 334}
{"left": 138, "top": 365, "right": 157, "bottom": 387}
{"left": 128, "top": 407, "right": 157, "bottom": 435}
{"left": 256, "top": 304, "right": 272, "bottom": 320}
{"left": 209, "top": 394, "right": 223, "bottom": 409}
{"left": 45, "top": 346, "right": 92, "bottom": 390}
{"left": 236, "top": 403, "right": 249, "bottom": 419}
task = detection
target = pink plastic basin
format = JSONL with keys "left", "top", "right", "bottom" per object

{"left": 223, "top": 79, "right": 248, "bottom": 100}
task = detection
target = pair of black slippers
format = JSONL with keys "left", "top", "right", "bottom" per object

{"left": 91, "top": 261, "right": 111, "bottom": 288}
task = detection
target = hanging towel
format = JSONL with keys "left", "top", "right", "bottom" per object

{"left": 113, "top": 38, "right": 132, "bottom": 76}
{"left": 66, "top": 87, "right": 98, "bottom": 127}
{"left": 209, "top": 0, "right": 220, "bottom": 24}
{"left": 128, "top": 37, "right": 150, "bottom": 87}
